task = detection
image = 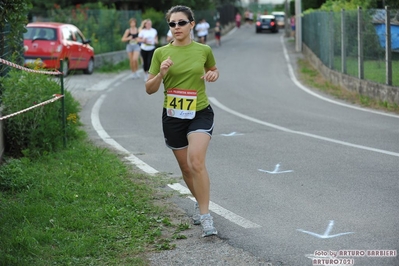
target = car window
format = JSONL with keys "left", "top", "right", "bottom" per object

{"left": 73, "top": 30, "right": 84, "bottom": 44}
{"left": 62, "top": 27, "right": 74, "bottom": 41}
{"left": 24, "top": 27, "right": 57, "bottom": 40}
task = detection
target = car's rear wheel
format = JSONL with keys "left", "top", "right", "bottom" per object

{"left": 83, "top": 58, "right": 94, "bottom": 75}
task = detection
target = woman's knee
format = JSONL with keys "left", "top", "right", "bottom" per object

{"left": 187, "top": 156, "right": 205, "bottom": 173}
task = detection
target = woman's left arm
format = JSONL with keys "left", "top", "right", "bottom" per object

{"left": 201, "top": 66, "right": 219, "bottom": 82}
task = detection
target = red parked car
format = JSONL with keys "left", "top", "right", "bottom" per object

{"left": 24, "top": 22, "right": 94, "bottom": 76}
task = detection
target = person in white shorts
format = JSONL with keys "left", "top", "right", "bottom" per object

{"left": 195, "top": 18, "right": 210, "bottom": 44}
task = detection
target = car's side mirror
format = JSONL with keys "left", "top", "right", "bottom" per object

{"left": 83, "top": 39, "right": 91, "bottom": 45}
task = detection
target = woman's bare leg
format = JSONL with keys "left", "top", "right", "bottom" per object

{"left": 172, "top": 132, "right": 211, "bottom": 215}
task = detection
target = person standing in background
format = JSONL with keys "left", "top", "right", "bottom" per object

{"left": 121, "top": 18, "right": 140, "bottom": 79}
{"left": 138, "top": 19, "right": 158, "bottom": 82}
{"left": 290, "top": 15, "right": 296, "bottom": 38}
{"left": 235, "top": 12, "right": 241, "bottom": 28}
{"left": 214, "top": 21, "right": 221, "bottom": 47}
{"left": 195, "top": 18, "right": 210, "bottom": 44}
{"left": 249, "top": 11, "right": 254, "bottom": 25}
{"left": 244, "top": 9, "right": 250, "bottom": 26}
{"left": 166, "top": 29, "right": 173, "bottom": 43}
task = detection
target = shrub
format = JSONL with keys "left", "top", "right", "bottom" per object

{"left": 142, "top": 8, "right": 169, "bottom": 41}
{"left": 0, "top": 64, "right": 85, "bottom": 158}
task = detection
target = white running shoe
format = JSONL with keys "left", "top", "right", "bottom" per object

{"left": 200, "top": 214, "right": 217, "bottom": 237}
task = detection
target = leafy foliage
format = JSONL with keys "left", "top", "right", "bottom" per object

{"left": 320, "top": 0, "right": 374, "bottom": 11}
{"left": 48, "top": 3, "right": 136, "bottom": 54}
{"left": 0, "top": 0, "right": 32, "bottom": 81}
{"left": 142, "top": 8, "right": 169, "bottom": 39}
{"left": 0, "top": 63, "right": 85, "bottom": 158}
{"left": 0, "top": 0, "right": 31, "bottom": 52}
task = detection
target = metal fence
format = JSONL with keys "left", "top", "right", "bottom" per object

{"left": 194, "top": 4, "right": 236, "bottom": 29}
{"left": 303, "top": 7, "right": 399, "bottom": 87}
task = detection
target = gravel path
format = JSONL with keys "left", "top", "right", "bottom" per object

{"left": 147, "top": 201, "right": 270, "bottom": 266}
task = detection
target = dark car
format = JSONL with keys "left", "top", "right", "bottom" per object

{"left": 24, "top": 22, "right": 94, "bottom": 77}
{"left": 256, "top": 15, "right": 279, "bottom": 33}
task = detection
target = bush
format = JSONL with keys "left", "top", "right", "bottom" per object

{"left": 0, "top": 64, "right": 85, "bottom": 158}
{"left": 48, "top": 3, "right": 141, "bottom": 54}
{"left": 142, "top": 8, "right": 169, "bottom": 41}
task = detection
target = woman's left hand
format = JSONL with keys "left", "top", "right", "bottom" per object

{"left": 201, "top": 69, "right": 219, "bottom": 82}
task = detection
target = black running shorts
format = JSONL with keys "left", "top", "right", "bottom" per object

{"left": 162, "top": 105, "right": 214, "bottom": 149}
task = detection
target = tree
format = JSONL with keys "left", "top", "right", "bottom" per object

{"left": 29, "top": 0, "right": 238, "bottom": 15}
{"left": 302, "top": 0, "right": 327, "bottom": 11}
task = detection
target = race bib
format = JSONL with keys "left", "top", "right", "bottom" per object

{"left": 166, "top": 89, "right": 197, "bottom": 119}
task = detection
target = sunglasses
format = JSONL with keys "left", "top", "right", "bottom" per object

{"left": 168, "top": 20, "right": 191, "bottom": 28}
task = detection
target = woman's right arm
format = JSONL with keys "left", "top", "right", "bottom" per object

{"left": 145, "top": 73, "right": 163, "bottom": 95}
{"left": 145, "top": 56, "right": 173, "bottom": 95}
{"left": 121, "top": 29, "right": 129, "bottom": 42}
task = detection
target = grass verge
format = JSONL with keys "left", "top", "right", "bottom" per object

{"left": 0, "top": 139, "right": 189, "bottom": 266}
{"left": 297, "top": 58, "right": 399, "bottom": 114}
{"left": 96, "top": 59, "right": 131, "bottom": 73}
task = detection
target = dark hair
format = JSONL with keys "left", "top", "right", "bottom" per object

{"left": 165, "top": 5, "right": 195, "bottom": 22}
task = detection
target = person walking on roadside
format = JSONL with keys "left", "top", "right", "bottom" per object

{"left": 195, "top": 18, "right": 210, "bottom": 44}
{"left": 235, "top": 12, "right": 241, "bottom": 28}
{"left": 244, "top": 9, "right": 250, "bottom": 26}
{"left": 121, "top": 18, "right": 140, "bottom": 79}
{"left": 214, "top": 21, "right": 221, "bottom": 47}
{"left": 290, "top": 15, "right": 296, "bottom": 38}
{"left": 145, "top": 5, "right": 219, "bottom": 238}
{"left": 138, "top": 19, "right": 158, "bottom": 82}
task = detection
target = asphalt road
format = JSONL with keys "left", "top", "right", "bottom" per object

{"left": 68, "top": 26, "right": 399, "bottom": 266}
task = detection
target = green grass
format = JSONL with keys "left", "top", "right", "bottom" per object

{"left": 298, "top": 58, "right": 399, "bottom": 114}
{"left": 96, "top": 59, "right": 131, "bottom": 73}
{"left": 0, "top": 139, "right": 189, "bottom": 266}
{"left": 333, "top": 57, "right": 399, "bottom": 87}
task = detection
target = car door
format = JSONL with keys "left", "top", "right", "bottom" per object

{"left": 61, "top": 26, "right": 80, "bottom": 70}
{"left": 70, "top": 26, "right": 90, "bottom": 69}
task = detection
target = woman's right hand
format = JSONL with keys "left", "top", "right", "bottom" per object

{"left": 160, "top": 56, "right": 173, "bottom": 77}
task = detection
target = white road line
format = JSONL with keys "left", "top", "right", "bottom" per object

{"left": 280, "top": 35, "right": 399, "bottom": 119}
{"left": 209, "top": 97, "right": 399, "bottom": 157}
{"left": 91, "top": 94, "right": 158, "bottom": 174}
{"left": 168, "top": 183, "right": 261, "bottom": 229}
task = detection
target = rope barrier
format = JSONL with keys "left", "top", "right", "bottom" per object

{"left": 0, "top": 94, "right": 64, "bottom": 121}
{"left": 0, "top": 58, "right": 62, "bottom": 75}
{"left": 0, "top": 57, "right": 67, "bottom": 146}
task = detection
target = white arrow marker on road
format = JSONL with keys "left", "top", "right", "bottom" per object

{"left": 258, "top": 163, "right": 293, "bottom": 174}
{"left": 221, "top": 132, "right": 243, "bottom": 136}
{"left": 297, "top": 220, "right": 354, "bottom": 239}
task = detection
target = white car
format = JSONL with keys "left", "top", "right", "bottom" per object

{"left": 271, "top": 11, "right": 285, "bottom": 28}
